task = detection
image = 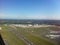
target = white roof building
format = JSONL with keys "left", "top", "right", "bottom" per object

{"left": 45, "top": 30, "right": 60, "bottom": 39}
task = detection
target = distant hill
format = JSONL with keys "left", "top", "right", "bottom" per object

{"left": 0, "top": 19, "right": 60, "bottom": 26}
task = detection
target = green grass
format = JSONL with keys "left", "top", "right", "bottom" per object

{"left": 1, "top": 26, "right": 26, "bottom": 45}
{"left": 17, "top": 27, "right": 55, "bottom": 45}
{"left": 1, "top": 25, "right": 56, "bottom": 45}
{"left": 24, "top": 33, "right": 54, "bottom": 45}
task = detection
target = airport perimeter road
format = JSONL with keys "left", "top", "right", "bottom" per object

{"left": 7, "top": 26, "right": 34, "bottom": 45}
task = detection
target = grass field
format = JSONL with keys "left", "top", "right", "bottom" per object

{"left": 0, "top": 25, "right": 57, "bottom": 45}
{"left": 1, "top": 26, "right": 26, "bottom": 45}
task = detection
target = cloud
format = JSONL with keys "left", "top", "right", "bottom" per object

{"left": 0, "top": 13, "right": 60, "bottom": 20}
{"left": 50, "top": 14, "right": 60, "bottom": 20}
{"left": 25, "top": 14, "right": 60, "bottom": 20}
{"left": 25, "top": 15, "right": 47, "bottom": 19}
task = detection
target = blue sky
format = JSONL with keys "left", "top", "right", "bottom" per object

{"left": 0, "top": 0, "right": 60, "bottom": 20}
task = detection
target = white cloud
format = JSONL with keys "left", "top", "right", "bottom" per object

{"left": 0, "top": 13, "right": 60, "bottom": 20}
{"left": 50, "top": 15, "right": 60, "bottom": 20}
{"left": 25, "top": 15, "right": 47, "bottom": 19}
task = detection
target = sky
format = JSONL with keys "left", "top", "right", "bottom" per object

{"left": 0, "top": 0, "right": 60, "bottom": 20}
